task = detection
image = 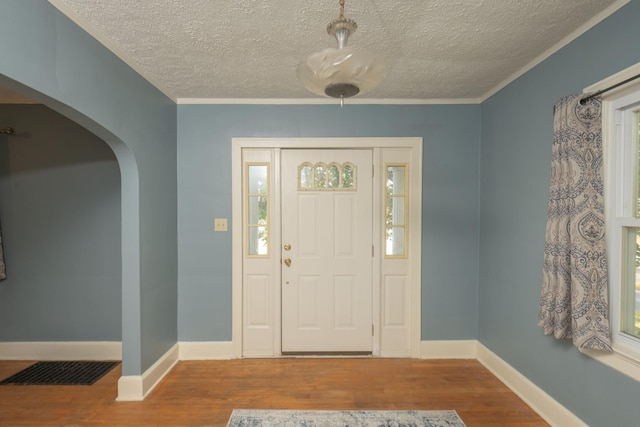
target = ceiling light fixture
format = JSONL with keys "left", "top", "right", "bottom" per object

{"left": 297, "top": 0, "right": 387, "bottom": 105}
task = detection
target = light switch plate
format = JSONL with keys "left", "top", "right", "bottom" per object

{"left": 214, "top": 218, "right": 228, "bottom": 232}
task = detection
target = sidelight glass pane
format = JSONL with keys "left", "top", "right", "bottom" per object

{"left": 248, "top": 226, "right": 268, "bottom": 256}
{"left": 386, "top": 165, "right": 406, "bottom": 195}
{"left": 248, "top": 196, "right": 268, "bottom": 224}
{"left": 386, "top": 227, "right": 405, "bottom": 257}
{"left": 385, "top": 196, "right": 405, "bottom": 226}
{"left": 249, "top": 165, "right": 268, "bottom": 194}
{"left": 622, "top": 227, "right": 640, "bottom": 339}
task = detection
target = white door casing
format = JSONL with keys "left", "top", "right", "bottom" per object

{"left": 280, "top": 149, "right": 373, "bottom": 353}
{"left": 232, "top": 138, "right": 422, "bottom": 359}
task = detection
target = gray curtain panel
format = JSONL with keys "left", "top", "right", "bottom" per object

{"left": 0, "top": 219, "right": 5, "bottom": 281}
{"left": 538, "top": 94, "right": 612, "bottom": 351}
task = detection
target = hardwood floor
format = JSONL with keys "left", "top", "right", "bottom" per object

{"left": 0, "top": 358, "right": 548, "bottom": 426}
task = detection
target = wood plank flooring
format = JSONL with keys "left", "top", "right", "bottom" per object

{"left": 0, "top": 358, "right": 549, "bottom": 426}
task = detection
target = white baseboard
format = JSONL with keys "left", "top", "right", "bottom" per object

{"left": 476, "top": 342, "right": 587, "bottom": 427}
{"left": 0, "top": 337, "right": 588, "bottom": 425}
{"left": 241, "top": 350, "right": 279, "bottom": 358}
{"left": 379, "top": 350, "right": 412, "bottom": 358}
{"left": 420, "top": 340, "right": 477, "bottom": 359}
{"left": 418, "top": 340, "right": 585, "bottom": 426}
{"left": 116, "top": 375, "right": 144, "bottom": 401}
{"left": 178, "top": 341, "right": 235, "bottom": 360}
{"left": 0, "top": 341, "right": 122, "bottom": 360}
{"left": 117, "top": 343, "right": 179, "bottom": 401}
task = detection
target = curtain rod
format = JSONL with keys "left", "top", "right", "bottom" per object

{"left": 580, "top": 73, "right": 640, "bottom": 105}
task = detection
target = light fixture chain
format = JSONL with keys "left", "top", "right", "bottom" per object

{"left": 327, "top": 0, "right": 357, "bottom": 37}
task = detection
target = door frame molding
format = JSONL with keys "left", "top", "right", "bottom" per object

{"left": 232, "top": 138, "right": 422, "bottom": 358}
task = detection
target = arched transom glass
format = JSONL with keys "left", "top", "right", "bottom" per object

{"left": 298, "top": 162, "right": 357, "bottom": 191}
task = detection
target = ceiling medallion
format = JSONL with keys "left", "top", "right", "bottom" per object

{"left": 297, "top": 0, "right": 387, "bottom": 105}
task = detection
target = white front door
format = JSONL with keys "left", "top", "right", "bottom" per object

{"left": 281, "top": 149, "right": 373, "bottom": 353}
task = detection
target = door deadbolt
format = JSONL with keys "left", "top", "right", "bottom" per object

{"left": 284, "top": 243, "right": 291, "bottom": 251}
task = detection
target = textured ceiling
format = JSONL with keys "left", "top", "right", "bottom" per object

{"left": 48, "top": 0, "right": 623, "bottom": 102}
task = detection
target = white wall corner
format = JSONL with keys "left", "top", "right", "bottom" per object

{"left": 117, "top": 343, "right": 179, "bottom": 401}
{"left": 476, "top": 343, "right": 587, "bottom": 427}
{"left": 420, "top": 340, "right": 478, "bottom": 359}
{"left": 178, "top": 341, "right": 236, "bottom": 360}
{"left": 0, "top": 341, "right": 122, "bottom": 360}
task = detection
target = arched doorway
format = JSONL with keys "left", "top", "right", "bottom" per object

{"left": 0, "top": 77, "right": 140, "bottom": 391}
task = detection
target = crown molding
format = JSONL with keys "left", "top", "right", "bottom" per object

{"left": 176, "top": 97, "right": 481, "bottom": 105}
{"left": 480, "top": 0, "right": 630, "bottom": 103}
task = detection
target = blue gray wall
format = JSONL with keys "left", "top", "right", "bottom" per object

{"left": 2, "top": 1, "right": 639, "bottom": 424}
{"left": 0, "top": 104, "right": 121, "bottom": 341}
{"left": 479, "top": 1, "right": 640, "bottom": 426}
{"left": 0, "top": 1, "right": 178, "bottom": 375}
{"left": 177, "top": 104, "right": 481, "bottom": 341}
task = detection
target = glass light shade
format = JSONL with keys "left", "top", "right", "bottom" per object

{"left": 297, "top": 46, "right": 387, "bottom": 98}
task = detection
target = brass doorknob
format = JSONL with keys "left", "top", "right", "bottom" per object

{"left": 283, "top": 258, "right": 292, "bottom": 267}
{"left": 284, "top": 243, "right": 292, "bottom": 251}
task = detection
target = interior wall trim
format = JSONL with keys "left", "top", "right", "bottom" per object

{"left": 0, "top": 341, "right": 122, "bottom": 360}
{"left": 232, "top": 138, "right": 423, "bottom": 359}
{"left": 174, "top": 339, "right": 584, "bottom": 426}
{"left": 420, "top": 340, "right": 477, "bottom": 359}
{"left": 476, "top": 342, "right": 587, "bottom": 427}
{"left": 178, "top": 341, "right": 235, "bottom": 360}
{"left": 176, "top": 98, "right": 481, "bottom": 105}
{"left": 117, "top": 343, "right": 179, "bottom": 401}
{"left": 0, "top": 337, "right": 588, "bottom": 424}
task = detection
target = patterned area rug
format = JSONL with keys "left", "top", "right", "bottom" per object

{"left": 227, "top": 409, "right": 466, "bottom": 426}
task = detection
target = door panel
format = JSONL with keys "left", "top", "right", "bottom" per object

{"left": 281, "top": 149, "right": 373, "bottom": 353}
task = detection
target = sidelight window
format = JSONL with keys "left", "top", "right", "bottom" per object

{"left": 246, "top": 163, "right": 269, "bottom": 256}
{"left": 385, "top": 164, "right": 408, "bottom": 257}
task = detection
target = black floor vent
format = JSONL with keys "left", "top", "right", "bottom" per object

{"left": 1, "top": 361, "right": 119, "bottom": 385}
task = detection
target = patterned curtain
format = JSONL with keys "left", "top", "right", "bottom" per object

{"left": 0, "top": 218, "right": 5, "bottom": 281}
{"left": 538, "top": 94, "right": 612, "bottom": 351}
